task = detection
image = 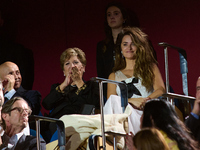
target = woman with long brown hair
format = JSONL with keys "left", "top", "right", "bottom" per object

{"left": 105, "top": 27, "right": 165, "bottom": 134}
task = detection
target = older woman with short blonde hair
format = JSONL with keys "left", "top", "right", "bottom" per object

{"left": 42, "top": 47, "right": 100, "bottom": 119}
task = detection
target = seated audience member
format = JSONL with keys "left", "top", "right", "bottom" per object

{"left": 0, "top": 97, "right": 46, "bottom": 149}
{"left": 0, "top": 81, "right": 29, "bottom": 137}
{"left": 105, "top": 27, "right": 165, "bottom": 134}
{"left": 0, "top": 81, "right": 4, "bottom": 136}
{"left": 185, "top": 77, "right": 200, "bottom": 142}
{"left": 140, "top": 99, "right": 199, "bottom": 150}
{"left": 130, "top": 128, "right": 169, "bottom": 150}
{"left": 42, "top": 47, "right": 100, "bottom": 119}
{"left": 0, "top": 61, "right": 41, "bottom": 115}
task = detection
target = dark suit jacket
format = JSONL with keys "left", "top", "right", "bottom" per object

{"left": 1, "top": 134, "right": 46, "bottom": 150}
{"left": 11, "top": 86, "right": 41, "bottom": 115}
{"left": 185, "top": 114, "right": 200, "bottom": 142}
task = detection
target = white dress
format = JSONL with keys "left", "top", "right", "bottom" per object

{"left": 104, "top": 70, "right": 153, "bottom": 134}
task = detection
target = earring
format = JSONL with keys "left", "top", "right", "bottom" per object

{"left": 64, "top": 73, "right": 66, "bottom": 76}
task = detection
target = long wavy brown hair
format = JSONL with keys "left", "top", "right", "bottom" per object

{"left": 113, "top": 27, "right": 157, "bottom": 92}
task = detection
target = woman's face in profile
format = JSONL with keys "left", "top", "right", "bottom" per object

{"left": 63, "top": 56, "right": 85, "bottom": 76}
{"left": 121, "top": 35, "right": 137, "bottom": 60}
{"left": 107, "top": 6, "right": 124, "bottom": 29}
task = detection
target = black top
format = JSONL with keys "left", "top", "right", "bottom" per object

{"left": 185, "top": 114, "right": 200, "bottom": 142}
{"left": 96, "top": 40, "right": 115, "bottom": 79}
{"left": 42, "top": 80, "right": 100, "bottom": 119}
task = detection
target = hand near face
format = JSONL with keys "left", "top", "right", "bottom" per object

{"left": 192, "top": 98, "right": 200, "bottom": 116}
{"left": 2, "top": 75, "right": 15, "bottom": 94}
{"left": 71, "top": 66, "right": 85, "bottom": 88}
{"left": 64, "top": 73, "right": 73, "bottom": 86}
{"left": 60, "top": 73, "right": 73, "bottom": 91}
{"left": 71, "top": 67, "right": 82, "bottom": 82}
{"left": 62, "top": 56, "right": 85, "bottom": 89}
{"left": 193, "top": 79, "right": 200, "bottom": 115}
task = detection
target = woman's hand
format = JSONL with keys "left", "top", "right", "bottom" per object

{"left": 2, "top": 75, "right": 15, "bottom": 94}
{"left": 71, "top": 67, "right": 81, "bottom": 82}
{"left": 139, "top": 97, "right": 151, "bottom": 110}
{"left": 71, "top": 66, "right": 84, "bottom": 88}
{"left": 60, "top": 66, "right": 84, "bottom": 91}
{"left": 128, "top": 97, "right": 150, "bottom": 110}
{"left": 60, "top": 73, "right": 73, "bottom": 91}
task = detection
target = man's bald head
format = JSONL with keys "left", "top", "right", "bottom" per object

{"left": 0, "top": 61, "right": 22, "bottom": 90}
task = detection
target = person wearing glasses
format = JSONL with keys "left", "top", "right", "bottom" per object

{"left": 0, "top": 97, "right": 46, "bottom": 150}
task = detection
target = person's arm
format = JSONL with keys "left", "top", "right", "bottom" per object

{"left": 185, "top": 99, "right": 200, "bottom": 135}
{"left": 129, "top": 64, "right": 165, "bottom": 109}
{"left": 147, "top": 64, "right": 165, "bottom": 99}
{"left": 2, "top": 74, "right": 15, "bottom": 94}
{"left": 107, "top": 72, "right": 117, "bottom": 99}
{"left": 192, "top": 98, "right": 200, "bottom": 116}
{"left": 42, "top": 84, "right": 64, "bottom": 110}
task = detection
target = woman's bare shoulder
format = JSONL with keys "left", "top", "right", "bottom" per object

{"left": 108, "top": 72, "right": 115, "bottom": 80}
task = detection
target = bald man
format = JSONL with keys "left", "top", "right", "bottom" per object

{"left": 0, "top": 61, "right": 41, "bottom": 115}
{"left": 185, "top": 77, "right": 200, "bottom": 142}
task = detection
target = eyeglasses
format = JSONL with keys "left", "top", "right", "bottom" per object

{"left": 10, "top": 107, "right": 32, "bottom": 116}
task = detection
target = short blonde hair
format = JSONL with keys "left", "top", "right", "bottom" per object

{"left": 60, "top": 47, "right": 86, "bottom": 70}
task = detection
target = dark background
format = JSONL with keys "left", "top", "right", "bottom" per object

{"left": 1, "top": 0, "right": 200, "bottom": 113}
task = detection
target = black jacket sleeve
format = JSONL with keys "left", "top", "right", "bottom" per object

{"left": 42, "top": 83, "right": 63, "bottom": 110}
{"left": 185, "top": 114, "right": 200, "bottom": 142}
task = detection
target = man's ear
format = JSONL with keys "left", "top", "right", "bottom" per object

{"left": 2, "top": 113, "right": 9, "bottom": 121}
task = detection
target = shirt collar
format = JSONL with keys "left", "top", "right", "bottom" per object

{"left": 3, "top": 131, "right": 24, "bottom": 149}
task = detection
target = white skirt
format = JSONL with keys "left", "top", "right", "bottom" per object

{"left": 104, "top": 95, "right": 142, "bottom": 135}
